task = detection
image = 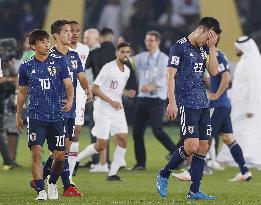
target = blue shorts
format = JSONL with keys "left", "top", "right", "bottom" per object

{"left": 27, "top": 118, "right": 65, "bottom": 151}
{"left": 64, "top": 118, "right": 75, "bottom": 141}
{"left": 178, "top": 106, "right": 211, "bottom": 140}
{"left": 211, "top": 107, "right": 233, "bottom": 138}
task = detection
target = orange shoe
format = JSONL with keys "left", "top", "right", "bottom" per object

{"left": 63, "top": 185, "right": 83, "bottom": 197}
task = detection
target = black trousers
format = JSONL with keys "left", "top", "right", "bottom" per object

{"left": 132, "top": 97, "right": 176, "bottom": 167}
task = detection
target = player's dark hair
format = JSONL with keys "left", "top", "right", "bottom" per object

{"left": 116, "top": 42, "right": 131, "bottom": 50}
{"left": 198, "top": 17, "right": 222, "bottom": 34}
{"left": 51, "top": 20, "right": 70, "bottom": 35}
{"left": 69, "top": 20, "right": 79, "bottom": 25}
{"left": 100, "top": 27, "right": 114, "bottom": 36}
{"left": 29, "top": 29, "right": 49, "bottom": 46}
{"left": 146, "top": 30, "right": 161, "bottom": 41}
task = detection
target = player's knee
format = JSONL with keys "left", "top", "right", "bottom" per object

{"left": 53, "top": 151, "right": 65, "bottom": 162}
{"left": 197, "top": 143, "right": 209, "bottom": 155}
{"left": 95, "top": 140, "right": 107, "bottom": 152}
{"left": 184, "top": 139, "right": 199, "bottom": 155}
{"left": 222, "top": 134, "right": 234, "bottom": 145}
{"left": 74, "top": 126, "right": 81, "bottom": 141}
{"left": 31, "top": 145, "right": 42, "bottom": 161}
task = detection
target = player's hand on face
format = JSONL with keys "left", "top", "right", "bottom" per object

{"left": 207, "top": 30, "right": 218, "bottom": 48}
{"left": 127, "top": 90, "right": 136, "bottom": 98}
{"left": 166, "top": 102, "right": 178, "bottom": 121}
{"left": 15, "top": 114, "right": 23, "bottom": 133}
{"left": 62, "top": 99, "right": 73, "bottom": 112}
{"left": 208, "top": 93, "right": 219, "bottom": 100}
{"left": 109, "top": 100, "right": 122, "bottom": 110}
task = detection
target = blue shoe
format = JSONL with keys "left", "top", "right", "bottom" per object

{"left": 187, "top": 191, "right": 216, "bottom": 200}
{"left": 156, "top": 173, "right": 168, "bottom": 198}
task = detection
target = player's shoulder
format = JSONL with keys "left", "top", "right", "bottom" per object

{"left": 169, "top": 38, "right": 187, "bottom": 53}
{"left": 77, "top": 42, "right": 89, "bottom": 51}
{"left": 21, "top": 55, "right": 35, "bottom": 65}
{"left": 217, "top": 50, "right": 228, "bottom": 63}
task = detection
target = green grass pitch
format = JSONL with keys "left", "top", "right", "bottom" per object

{"left": 0, "top": 126, "right": 260, "bottom": 205}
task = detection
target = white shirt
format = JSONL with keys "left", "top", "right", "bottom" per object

{"left": 69, "top": 42, "right": 90, "bottom": 103}
{"left": 93, "top": 60, "right": 130, "bottom": 114}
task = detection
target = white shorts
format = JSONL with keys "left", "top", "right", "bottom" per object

{"left": 91, "top": 113, "right": 128, "bottom": 140}
{"left": 75, "top": 102, "right": 86, "bottom": 126}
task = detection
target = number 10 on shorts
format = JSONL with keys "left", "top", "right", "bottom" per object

{"left": 55, "top": 135, "right": 65, "bottom": 147}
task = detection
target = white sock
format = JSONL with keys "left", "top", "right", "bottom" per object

{"left": 76, "top": 143, "right": 98, "bottom": 162}
{"left": 108, "top": 146, "right": 126, "bottom": 177}
{"left": 68, "top": 142, "right": 79, "bottom": 178}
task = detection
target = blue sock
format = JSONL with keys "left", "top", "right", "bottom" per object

{"left": 43, "top": 155, "right": 54, "bottom": 180}
{"left": 61, "top": 154, "right": 71, "bottom": 190}
{"left": 228, "top": 141, "right": 248, "bottom": 175}
{"left": 190, "top": 154, "right": 205, "bottom": 193}
{"left": 160, "top": 146, "right": 188, "bottom": 178}
{"left": 35, "top": 179, "right": 45, "bottom": 193}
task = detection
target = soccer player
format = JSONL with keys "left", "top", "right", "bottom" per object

{"left": 172, "top": 39, "right": 253, "bottom": 182}
{"left": 16, "top": 29, "right": 73, "bottom": 200}
{"left": 207, "top": 43, "right": 252, "bottom": 182}
{"left": 76, "top": 42, "right": 136, "bottom": 181}
{"left": 42, "top": 20, "right": 91, "bottom": 197}
{"left": 68, "top": 20, "right": 93, "bottom": 182}
{"left": 156, "top": 17, "right": 221, "bottom": 200}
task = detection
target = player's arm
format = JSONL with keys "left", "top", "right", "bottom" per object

{"left": 16, "top": 85, "right": 27, "bottom": 132}
{"left": 62, "top": 78, "right": 74, "bottom": 112}
{"left": 167, "top": 67, "right": 178, "bottom": 121}
{"left": 123, "top": 89, "right": 136, "bottom": 98}
{"left": 77, "top": 72, "right": 93, "bottom": 102}
{"left": 204, "top": 75, "right": 210, "bottom": 90}
{"left": 209, "top": 71, "right": 230, "bottom": 100}
{"left": 206, "top": 30, "right": 218, "bottom": 76}
{"left": 92, "top": 84, "right": 122, "bottom": 110}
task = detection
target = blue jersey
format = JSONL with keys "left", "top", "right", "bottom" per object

{"left": 209, "top": 51, "right": 231, "bottom": 108}
{"left": 50, "top": 47, "right": 84, "bottom": 118}
{"left": 168, "top": 37, "right": 209, "bottom": 109}
{"left": 18, "top": 55, "right": 70, "bottom": 122}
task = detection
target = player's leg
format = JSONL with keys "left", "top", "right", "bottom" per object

{"left": 74, "top": 114, "right": 110, "bottom": 174}
{"left": 222, "top": 133, "right": 252, "bottom": 180}
{"left": 131, "top": 98, "right": 149, "bottom": 170}
{"left": 157, "top": 106, "right": 194, "bottom": 197}
{"left": 107, "top": 115, "right": 128, "bottom": 180}
{"left": 46, "top": 121, "right": 65, "bottom": 200}
{"left": 28, "top": 118, "right": 47, "bottom": 200}
{"left": 69, "top": 102, "right": 85, "bottom": 177}
{"left": 207, "top": 108, "right": 224, "bottom": 170}
{"left": 187, "top": 108, "right": 215, "bottom": 200}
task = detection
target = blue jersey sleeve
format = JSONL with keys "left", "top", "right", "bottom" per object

{"left": 76, "top": 53, "right": 84, "bottom": 73}
{"left": 59, "top": 57, "right": 71, "bottom": 80}
{"left": 167, "top": 43, "right": 183, "bottom": 69}
{"left": 217, "top": 52, "right": 229, "bottom": 73}
{"left": 18, "top": 63, "right": 28, "bottom": 86}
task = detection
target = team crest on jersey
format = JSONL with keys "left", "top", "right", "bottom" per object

{"left": 29, "top": 133, "right": 37, "bottom": 141}
{"left": 187, "top": 126, "right": 194, "bottom": 134}
{"left": 48, "top": 66, "right": 57, "bottom": 76}
{"left": 200, "top": 47, "right": 208, "bottom": 60}
{"left": 71, "top": 60, "right": 78, "bottom": 69}
{"left": 171, "top": 56, "right": 180, "bottom": 65}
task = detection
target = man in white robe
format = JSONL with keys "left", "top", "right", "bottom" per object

{"left": 217, "top": 36, "right": 261, "bottom": 169}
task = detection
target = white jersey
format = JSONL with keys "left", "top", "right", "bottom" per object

{"left": 69, "top": 42, "right": 90, "bottom": 103}
{"left": 93, "top": 60, "right": 130, "bottom": 114}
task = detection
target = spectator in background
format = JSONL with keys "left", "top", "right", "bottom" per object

{"left": 217, "top": 36, "right": 261, "bottom": 169}
{"left": 98, "top": 0, "right": 122, "bottom": 42}
{"left": 130, "top": 31, "right": 177, "bottom": 170}
{"left": 21, "top": 33, "right": 35, "bottom": 62}
{"left": 83, "top": 28, "right": 100, "bottom": 51}
{"left": 74, "top": 28, "right": 116, "bottom": 173}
